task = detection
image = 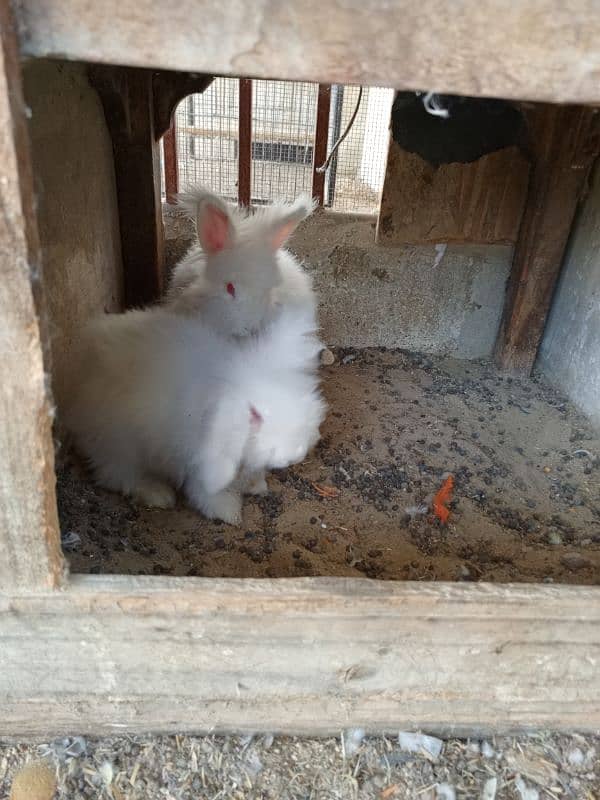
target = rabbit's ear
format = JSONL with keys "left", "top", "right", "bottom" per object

{"left": 177, "top": 187, "right": 234, "bottom": 254}
{"left": 199, "top": 399, "right": 253, "bottom": 495}
{"left": 268, "top": 195, "right": 316, "bottom": 251}
{"left": 196, "top": 197, "right": 234, "bottom": 255}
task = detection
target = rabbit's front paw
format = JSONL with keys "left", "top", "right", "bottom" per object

{"left": 132, "top": 479, "right": 176, "bottom": 509}
{"left": 246, "top": 472, "right": 268, "bottom": 496}
{"left": 191, "top": 488, "right": 243, "bottom": 526}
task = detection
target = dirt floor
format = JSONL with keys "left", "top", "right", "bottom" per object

{"left": 57, "top": 348, "right": 600, "bottom": 584}
{"left": 3, "top": 731, "right": 600, "bottom": 799}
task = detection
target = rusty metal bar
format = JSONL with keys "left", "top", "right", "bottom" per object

{"left": 312, "top": 83, "right": 331, "bottom": 205}
{"left": 163, "top": 119, "right": 178, "bottom": 203}
{"left": 238, "top": 78, "right": 252, "bottom": 206}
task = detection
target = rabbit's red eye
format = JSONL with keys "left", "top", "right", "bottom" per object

{"left": 226, "top": 282, "right": 235, "bottom": 298}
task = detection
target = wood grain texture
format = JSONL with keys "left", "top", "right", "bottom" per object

{"left": 90, "top": 66, "right": 165, "bottom": 307}
{"left": 312, "top": 84, "right": 331, "bottom": 205}
{"left": 2, "top": 574, "right": 600, "bottom": 736}
{"left": 152, "top": 72, "right": 213, "bottom": 141}
{"left": 15, "top": 1, "right": 600, "bottom": 104}
{"left": 238, "top": 78, "right": 252, "bottom": 206}
{"left": 495, "top": 106, "right": 600, "bottom": 374}
{"left": 0, "top": 0, "right": 64, "bottom": 591}
{"left": 162, "top": 122, "right": 178, "bottom": 204}
{"left": 377, "top": 143, "right": 530, "bottom": 245}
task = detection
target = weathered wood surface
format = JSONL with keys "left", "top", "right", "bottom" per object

{"left": 378, "top": 144, "right": 530, "bottom": 245}
{"left": 2, "top": 575, "right": 600, "bottom": 736}
{"left": 90, "top": 66, "right": 165, "bottom": 307}
{"left": 0, "top": 0, "right": 64, "bottom": 591}
{"left": 15, "top": 1, "right": 600, "bottom": 104}
{"left": 495, "top": 106, "right": 600, "bottom": 375}
{"left": 162, "top": 122, "right": 179, "bottom": 204}
{"left": 152, "top": 72, "right": 213, "bottom": 140}
{"left": 238, "top": 78, "right": 252, "bottom": 206}
{"left": 312, "top": 84, "right": 331, "bottom": 205}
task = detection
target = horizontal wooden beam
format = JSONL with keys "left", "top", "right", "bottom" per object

{"left": 15, "top": 1, "right": 600, "bottom": 104}
{"left": 2, "top": 575, "right": 600, "bottom": 736}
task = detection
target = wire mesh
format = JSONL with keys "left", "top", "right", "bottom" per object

{"left": 174, "top": 77, "right": 239, "bottom": 201}
{"left": 324, "top": 85, "right": 394, "bottom": 214}
{"left": 171, "top": 79, "right": 393, "bottom": 215}
{"left": 251, "top": 79, "right": 318, "bottom": 204}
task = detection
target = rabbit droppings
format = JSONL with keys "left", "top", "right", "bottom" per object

{"left": 165, "top": 187, "right": 317, "bottom": 336}
{"left": 65, "top": 305, "right": 326, "bottom": 526}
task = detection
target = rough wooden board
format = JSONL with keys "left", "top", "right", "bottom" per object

{"left": 377, "top": 143, "right": 530, "bottom": 245}
{"left": 312, "top": 84, "right": 331, "bottom": 205}
{"left": 162, "top": 122, "right": 178, "bottom": 204}
{"left": 238, "top": 78, "right": 252, "bottom": 206}
{"left": 1, "top": 574, "right": 600, "bottom": 736}
{"left": 90, "top": 66, "right": 165, "bottom": 307}
{"left": 152, "top": 72, "right": 213, "bottom": 140}
{"left": 14, "top": 1, "right": 600, "bottom": 104}
{"left": 495, "top": 105, "right": 600, "bottom": 375}
{"left": 0, "top": 0, "right": 64, "bottom": 591}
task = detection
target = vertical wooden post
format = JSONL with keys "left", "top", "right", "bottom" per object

{"left": 238, "top": 78, "right": 252, "bottom": 207}
{"left": 495, "top": 105, "right": 600, "bottom": 375}
{"left": 312, "top": 84, "right": 331, "bottom": 205}
{"left": 90, "top": 66, "right": 165, "bottom": 308}
{"left": 0, "top": 0, "right": 64, "bottom": 590}
{"left": 327, "top": 85, "right": 345, "bottom": 207}
{"left": 163, "top": 119, "right": 179, "bottom": 204}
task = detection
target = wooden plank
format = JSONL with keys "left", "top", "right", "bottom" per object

{"left": 238, "top": 78, "right": 252, "bottom": 206}
{"left": 152, "top": 72, "right": 213, "bottom": 140}
{"left": 312, "top": 84, "right": 331, "bottom": 205}
{"left": 0, "top": 0, "right": 64, "bottom": 591}
{"left": 378, "top": 94, "right": 531, "bottom": 245}
{"left": 90, "top": 66, "right": 165, "bottom": 307}
{"left": 15, "top": 1, "right": 600, "bottom": 105}
{"left": 163, "top": 121, "right": 178, "bottom": 204}
{"left": 495, "top": 105, "right": 600, "bottom": 375}
{"left": 1, "top": 574, "right": 600, "bottom": 736}
{"left": 378, "top": 143, "right": 530, "bottom": 245}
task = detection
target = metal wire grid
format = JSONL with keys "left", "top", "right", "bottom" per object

{"left": 168, "top": 79, "right": 393, "bottom": 215}
{"left": 324, "top": 85, "right": 394, "bottom": 214}
{"left": 175, "top": 77, "right": 239, "bottom": 201}
{"left": 251, "top": 79, "right": 318, "bottom": 204}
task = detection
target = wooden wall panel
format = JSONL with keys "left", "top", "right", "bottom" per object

{"left": 377, "top": 143, "right": 530, "bottom": 245}
{"left": 0, "top": 0, "right": 64, "bottom": 590}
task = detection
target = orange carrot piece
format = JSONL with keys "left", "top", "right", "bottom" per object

{"left": 311, "top": 483, "right": 341, "bottom": 498}
{"left": 433, "top": 474, "right": 454, "bottom": 524}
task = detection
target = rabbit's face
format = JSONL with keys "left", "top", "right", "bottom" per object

{"left": 181, "top": 189, "right": 315, "bottom": 338}
{"left": 202, "top": 244, "right": 282, "bottom": 336}
{"left": 199, "top": 284, "right": 275, "bottom": 337}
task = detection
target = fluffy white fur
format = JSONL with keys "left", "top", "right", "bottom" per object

{"left": 64, "top": 305, "right": 326, "bottom": 525}
{"left": 165, "top": 186, "right": 317, "bottom": 336}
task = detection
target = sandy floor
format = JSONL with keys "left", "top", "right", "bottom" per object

{"left": 3, "top": 731, "right": 599, "bottom": 799}
{"left": 58, "top": 349, "right": 600, "bottom": 584}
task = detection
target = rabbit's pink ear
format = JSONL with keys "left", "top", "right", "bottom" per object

{"left": 268, "top": 196, "right": 316, "bottom": 251}
{"left": 197, "top": 201, "right": 233, "bottom": 255}
{"left": 249, "top": 405, "right": 263, "bottom": 429}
